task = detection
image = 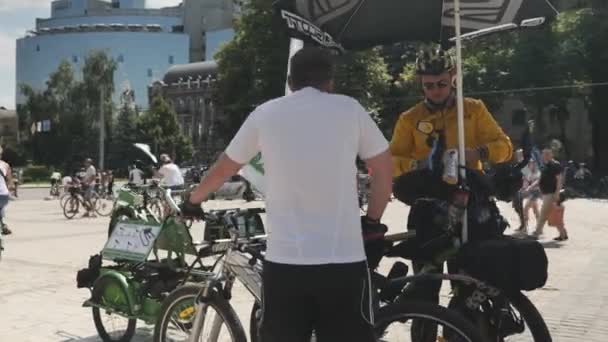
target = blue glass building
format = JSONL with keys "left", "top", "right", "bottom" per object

{"left": 15, "top": 0, "right": 235, "bottom": 109}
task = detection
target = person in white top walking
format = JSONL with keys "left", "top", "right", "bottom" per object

{"left": 157, "top": 154, "right": 184, "bottom": 189}
{"left": 182, "top": 47, "right": 393, "bottom": 342}
{"left": 520, "top": 159, "right": 542, "bottom": 232}
{"left": 128, "top": 162, "right": 145, "bottom": 186}
{"left": 82, "top": 158, "right": 97, "bottom": 217}
{"left": 0, "top": 147, "right": 13, "bottom": 235}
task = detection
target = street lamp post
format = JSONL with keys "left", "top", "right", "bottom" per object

{"left": 99, "top": 86, "right": 105, "bottom": 170}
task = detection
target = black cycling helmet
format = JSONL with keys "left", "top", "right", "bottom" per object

{"left": 415, "top": 46, "right": 456, "bottom": 76}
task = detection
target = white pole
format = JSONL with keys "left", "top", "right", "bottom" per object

{"left": 239, "top": 38, "right": 304, "bottom": 195}
{"left": 453, "top": 0, "right": 468, "bottom": 244}
{"left": 285, "top": 38, "right": 304, "bottom": 95}
{"left": 99, "top": 86, "right": 105, "bottom": 171}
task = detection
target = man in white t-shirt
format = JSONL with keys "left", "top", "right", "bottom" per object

{"left": 0, "top": 147, "right": 13, "bottom": 235}
{"left": 82, "top": 158, "right": 97, "bottom": 216}
{"left": 157, "top": 154, "right": 184, "bottom": 189}
{"left": 183, "top": 48, "right": 393, "bottom": 342}
{"left": 129, "top": 163, "right": 145, "bottom": 186}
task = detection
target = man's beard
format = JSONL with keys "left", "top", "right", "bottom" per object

{"left": 424, "top": 90, "right": 456, "bottom": 111}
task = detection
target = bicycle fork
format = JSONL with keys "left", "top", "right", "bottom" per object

{"left": 188, "top": 258, "right": 229, "bottom": 342}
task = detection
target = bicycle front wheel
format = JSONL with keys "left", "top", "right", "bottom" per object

{"left": 60, "top": 193, "right": 70, "bottom": 209}
{"left": 375, "top": 300, "right": 486, "bottom": 342}
{"left": 95, "top": 196, "right": 114, "bottom": 217}
{"left": 63, "top": 197, "right": 80, "bottom": 219}
{"left": 502, "top": 291, "right": 552, "bottom": 342}
{"left": 148, "top": 199, "right": 164, "bottom": 221}
{"left": 154, "top": 284, "right": 246, "bottom": 342}
{"left": 92, "top": 276, "right": 137, "bottom": 342}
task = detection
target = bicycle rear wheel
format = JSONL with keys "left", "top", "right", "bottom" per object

{"left": 92, "top": 276, "right": 137, "bottom": 342}
{"left": 154, "top": 284, "right": 246, "bottom": 342}
{"left": 249, "top": 300, "right": 481, "bottom": 342}
{"left": 63, "top": 197, "right": 80, "bottom": 219}
{"left": 375, "top": 300, "right": 486, "bottom": 342}
{"left": 498, "top": 291, "right": 552, "bottom": 342}
{"left": 60, "top": 193, "right": 70, "bottom": 209}
{"left": 95, "top": 196, "right": 114, "bottom": 217}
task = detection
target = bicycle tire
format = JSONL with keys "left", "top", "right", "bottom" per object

{"left": 89, "top": 193, "right": 100, "bottom": 213}
{"left": 60, "top": 193, "right": 70, "bottom": 209}
{"left": 148, "top": 199, "right": 164, "bottom": 220}
{"left": 154, "top": 284, "right": 247, "bottom": 342}
{"left": 63, "top": 197, "right": 80, "bottom": 219}
{"left": 375, "top": 300, "right": 486, "bottom": 342}
{"left": 92, "top": 276, "right": 137, "bottom": 342}
{"left": 249, "top": 300, "right": 481, "bottom": 342}
{"left": 507, "top": 291, "right": 552, "bottom": 342}
{"left": 95, "top": 196, "right": 114, "bottom": 217}
{"left": 250, "top": 302, "right": 261, "bottom": 342}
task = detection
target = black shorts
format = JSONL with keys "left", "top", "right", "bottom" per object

{"left": 260, "top": 260, "right": 375, "bottom": 342}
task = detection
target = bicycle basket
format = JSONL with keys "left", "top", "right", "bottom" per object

{"left": 204, "top": 212, "right": 265, "bottom": 241}
{"left": 117, "top": 188, "right": 143, "bottom": 207}
{"left": 457, "top": 236, "right": 548, "bottom": 291}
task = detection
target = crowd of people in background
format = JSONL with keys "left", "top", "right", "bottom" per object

{"left": 50, "top": 153, "right": 187, "bottom": 202}
{"left": 509, "top": 141, "right": 574, "bottom": 242}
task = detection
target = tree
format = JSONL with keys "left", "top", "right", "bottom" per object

{"left": 334, "top": 49, "right": 391, "bottom": 130}
{"left": 586, "top": 1, "right": 608, "bottom": 172}
{"left": 18, "top": 51, "right": 118, "bottom": 171}
{"left": 213, "top": 0, "right": 291, "bottom": 139}
{"left": 108, "top": 88, "right": 139, "bottom": 174}
{"left": 137, "top": 96, "right": 193, "bottom": 163}
{"left": 214, "top": 0, "right": 391, "bottom": 139}
{"left": 82, "top": 50, "right": 117, "bottom": 169}
{"left": 18, "top": 61, "right": 81, "bottom": 167}
{"left": 533, "top": 5, "right": 608, "bottom": 170}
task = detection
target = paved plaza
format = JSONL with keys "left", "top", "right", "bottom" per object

{"left": 1, "top": 188, "right": 607, "bottom": 341}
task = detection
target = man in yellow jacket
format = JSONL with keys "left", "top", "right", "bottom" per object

{"left": 391, "top": 47, "right": 512, "bottom": 178}
{"left": 389, "top": 47, "right": 514, "bottom": 308}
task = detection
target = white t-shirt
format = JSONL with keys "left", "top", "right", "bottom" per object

{"left": 129, "top": 168, "right": 145, "bottom": 185}
{"left": 0, "top": 162, "right": 10, "bottom": 196}
{"left": 522, "top": 166, "right": 541, "bottom": 190}
{"left": 158, "top": 163, "right": 184, "bottom": 187}
{"left": 226, "top": 87, "right": 389, "bottom": 265}
{"left": 85, "top": 165, "right": 96, "bottom": 186}
{"left": 62, "top": 176, "right": 72, "bottom": 187}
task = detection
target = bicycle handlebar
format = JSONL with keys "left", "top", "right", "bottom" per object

{"left": 384, "top": 231, "right": 416, "bottom": 242}
{"left": 239, "top": 243, "right": 266, "bottom": 262}
{"left": 164, "top": 189, "right": 181, "bottom": 215}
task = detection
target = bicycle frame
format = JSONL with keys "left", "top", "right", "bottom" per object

{"left": 83, "top": 189, "right": 212, "bottom": 321}
{"left": 382, "top": 228, "right": 504, "bottom": 302}
{"left": 0, "top": 225, "right": 3, "bottom": 261}
{"left": 185, "top": 221, "right": 265, "bottom": 342}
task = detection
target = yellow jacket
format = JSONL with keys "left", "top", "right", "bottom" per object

{"left": 390, "top": 98, "right": 513, "bottom": 177}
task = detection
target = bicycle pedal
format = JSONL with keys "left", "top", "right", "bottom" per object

{"left": 498, "top": 309, "right": 525, "bottom": 337}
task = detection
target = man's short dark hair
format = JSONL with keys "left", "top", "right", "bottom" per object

{"left": 289, "top": 47, "right": 335, "bottom": 89}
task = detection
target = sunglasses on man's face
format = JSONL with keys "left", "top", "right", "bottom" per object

{"left": 422, "top": 80, "right": 450, "bottom": 90}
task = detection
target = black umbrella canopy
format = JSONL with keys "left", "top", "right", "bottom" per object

{"left": 273, "top": 0, "right": 559, "bottom": 51}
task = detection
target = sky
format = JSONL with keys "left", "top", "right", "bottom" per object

{"left": 0, "top": 0, "right": 182, "bottom": 109}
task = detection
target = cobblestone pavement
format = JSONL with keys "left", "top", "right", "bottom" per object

{"left": 1, "top": 189, "right": 606, "bottom": 341}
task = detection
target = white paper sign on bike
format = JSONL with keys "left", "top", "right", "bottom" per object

{"left": 239, "top": 153, "right": 266, "bottom": 195}
{"left": 102, "top": 221, "right": 162, "bottom": 262}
